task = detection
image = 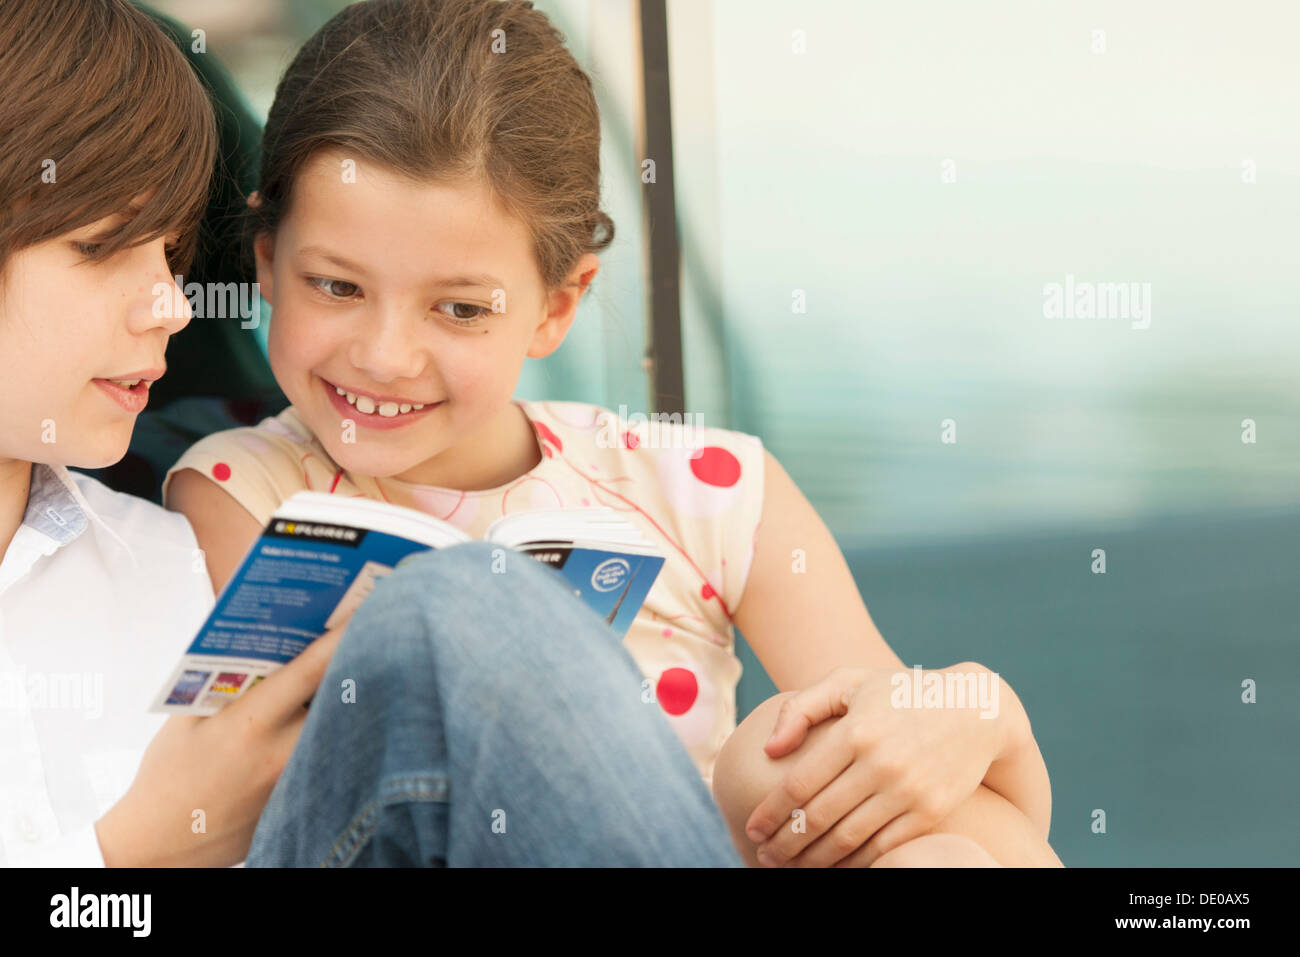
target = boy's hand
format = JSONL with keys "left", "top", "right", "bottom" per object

{"left": 743, "top": 664, "right": 1013, "bottom": 867}
{"left": 95, "top": 621, "right": 349, "bottom": 867}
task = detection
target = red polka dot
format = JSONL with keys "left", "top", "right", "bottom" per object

{"left": 622, "top": 430, "right": 640, "bottom": 449}
{"left": 656, "top": 668, "right": 699, "bottom": 715}
{"left": 532, "top": 421, "right": 563, "bottom": 453}
{"left": 212, "top": 463, "right": 231, "bottom": 481}
{"left": 700, "top": 582, "right": 716, "bottom": 601}
{"left": 689, "top": 446, "right": 741, "bottom": 487}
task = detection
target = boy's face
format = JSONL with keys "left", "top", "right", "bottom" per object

{"left": 258, "top": 149, "right": 596, "bottom": 484}
{"left": 0, "top": 204, "right": 190, "bottom": 469}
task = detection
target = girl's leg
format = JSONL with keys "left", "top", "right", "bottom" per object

{"left": 869, "top": 834, "right": 1000, "bottom": 867}
{"left": 713, "top": 691, "right": 1055, "bottom": 867}
{"left": 245, "top": 541, "right": 743, "bottom": 867}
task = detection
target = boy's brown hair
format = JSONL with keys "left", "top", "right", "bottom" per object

{"left": 0, "top": 0, "right": 218, "bottom": 275}
{"left": 250, "top": 0, "right": 614, "bottom": 293}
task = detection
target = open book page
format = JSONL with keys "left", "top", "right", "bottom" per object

{"left": 486, "top": 508, "right": 666, "bottom": 635}
{"left": 151, "top": 494, "right": 465, "bottom": 714}
{"left": 151, "top": 493, "right": 665, "bottom": 715}
{"left": 485, "top": 507, "right": 652, "bottom": 549}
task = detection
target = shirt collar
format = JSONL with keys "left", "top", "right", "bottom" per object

{"left": 22, "top": 463, "right": 89, "bottom": 547}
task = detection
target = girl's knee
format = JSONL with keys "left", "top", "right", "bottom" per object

{"left": 338, "top": 540, "right": 593, "bottom": 686}
{"left": 380, "top": 540, "right": 502, "bottom": 597}
{"left": 869, "top": 833, "right": 1001, "bottom": 868}
{"left": 712, "top": 691, "right": 840, "bottom": 867}
{"left": 378, "top": 540, "right": 570, "bottom": 626}
{"left": 712, "top": 695, "right": 1000, "bottom": 870}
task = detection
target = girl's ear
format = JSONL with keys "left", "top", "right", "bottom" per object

{"left": 528, "top": 253, "right": 599, "bottom": 359}
{"left": 246, "top": 191, "right": 276, "bottom": 307}
{"left": 252, "top": 232, "right": 275, "bottom": 307}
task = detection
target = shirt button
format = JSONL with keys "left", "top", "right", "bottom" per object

{"left": 17, "top": 815, "right": 41, "bottom": 842}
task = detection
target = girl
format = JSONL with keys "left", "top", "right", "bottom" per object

{"left": 1, "top": 0, "right": 749, "bottom": 869}
{"left": 0, "top": 0, "right": 319, "bottom": 867}
{"left": 166, "top": 0, "right": 1060, "bottom": 866}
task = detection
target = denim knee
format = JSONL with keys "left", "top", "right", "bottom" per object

{"left": 384, "top": 540, "right": 564, "bottom": 602}
{"left": 328, "top": 541, "right": 581, "bottom": 687}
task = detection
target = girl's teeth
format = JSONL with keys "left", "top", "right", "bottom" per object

{"left": 334, "top": 383, "right": 428, "bottom": 415}
{"left": 109, "top": 379, "right": 141, "bottom": 388}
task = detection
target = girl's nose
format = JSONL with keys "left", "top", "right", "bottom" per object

{"left": 346, "top": 304, "right": 427, "bottom": 383}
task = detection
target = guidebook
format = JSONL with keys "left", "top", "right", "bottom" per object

{"left": 151, "top": 491, "right": 666, "bottom": 715}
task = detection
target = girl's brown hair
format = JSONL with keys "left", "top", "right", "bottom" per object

{"left": 0, "top": 0, "right": 217, "bottom": 275}
{"left": 250, "top": 0, "right": 614, "bottom": 293}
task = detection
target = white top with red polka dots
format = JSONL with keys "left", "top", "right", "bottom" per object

{"left": 163, "top": 399, "right": 766, "bottom": 790}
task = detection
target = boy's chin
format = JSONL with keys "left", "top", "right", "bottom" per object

{"left": 52, "top": 425, "right": 137, "bottom": 471}
{"left": 70, "top": 442, "right": 134, "bottom": 471}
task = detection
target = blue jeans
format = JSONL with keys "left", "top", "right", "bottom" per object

{"left": 246, "top": 541, "right": 744, "bottom": 866}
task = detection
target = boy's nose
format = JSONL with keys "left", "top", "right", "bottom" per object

{"left": 132, "top": 246, "right": 191, "bottom": 336}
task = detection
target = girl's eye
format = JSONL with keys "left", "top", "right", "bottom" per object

{"left": 308, "top": 277, "right": 362, "bottom": 299}
{"left": 434, "top": 301, "right": 491, "bottom": 325}
{"left": 73, "top": 241, "right": 102, "bottom": 258}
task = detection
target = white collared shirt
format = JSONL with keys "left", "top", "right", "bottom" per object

{"left": 0, "top": 464, "right": 214, "bottom": 866}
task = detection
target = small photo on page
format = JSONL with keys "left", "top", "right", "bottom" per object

{"left": 200, "top": 672, "right": 249, "bottom": 709}
{"left": 324, "top": 560, "right": 395, "bottom": 630}
{"left": 163, "top": 670, "right": 211, "bottom": 707}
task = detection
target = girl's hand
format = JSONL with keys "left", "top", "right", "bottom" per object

{"left": 743, "top": 663, "right": 1009, "bottom": 867}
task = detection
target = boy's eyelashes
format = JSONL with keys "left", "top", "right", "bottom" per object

{"left": 71, "top": 236, "right": 182, "bottom": 263}
{"left": 302, "top": 274, "right": 495, "bottom": 325}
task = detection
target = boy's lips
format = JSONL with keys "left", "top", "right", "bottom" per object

{"left": 319, "top": 375, "right": 442, "bottom": 430}
{"left": 92, "top": 367, "right": 164, "bottom": 414}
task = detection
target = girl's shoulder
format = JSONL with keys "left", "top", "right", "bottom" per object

{"left": 521, "top": 399, "right": 767, "bottom": 614}
{"left": 162, "top": 406, "right": 329, "bottom": 527}
{"left": 522, "top": 398, "right": 766, "bottom": 488}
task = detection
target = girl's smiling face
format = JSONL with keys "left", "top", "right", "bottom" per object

{"left": 256, "top": 149, "right": 598, "bottom": 488}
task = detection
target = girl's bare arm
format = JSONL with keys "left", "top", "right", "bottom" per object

{"left": 731, "top": 448, "right": 1052, "bottom": 836}
{"left": 166, "top": 467, "right": 265, "bottom": 595}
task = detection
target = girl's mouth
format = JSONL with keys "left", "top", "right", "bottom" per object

{"left": 320, "top": 375, "right": 442, "bottom": 431}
